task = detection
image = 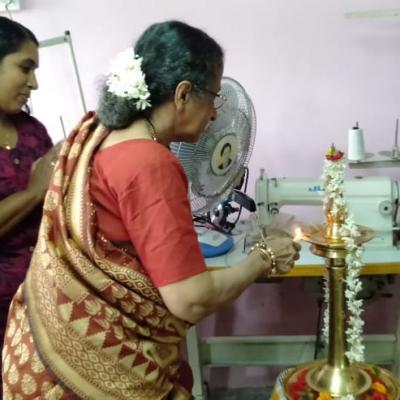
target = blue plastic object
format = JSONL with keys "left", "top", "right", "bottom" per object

{"left": 199, "top": 233, "right": 234, "bottom": 258}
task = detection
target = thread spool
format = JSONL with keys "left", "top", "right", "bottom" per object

{"left": 347, "top": 122, "right": 366, "bottom": 161}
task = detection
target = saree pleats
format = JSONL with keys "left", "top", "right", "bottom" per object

{"left": 2, "top": 113, "right": 191, "bottom": 400}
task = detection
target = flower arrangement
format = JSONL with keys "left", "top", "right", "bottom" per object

{"left": 106, "top": 48, "right": 151, "bottom": 110}
{"left": 321, "top": 144, "right": 365, "bottom": 364}
{"left": 287, "top": 366, "right": 391, "bottom": 400}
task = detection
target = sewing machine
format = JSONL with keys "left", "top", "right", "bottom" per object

{"left": 255, "top": 170, "right": 399, "bottom": 248}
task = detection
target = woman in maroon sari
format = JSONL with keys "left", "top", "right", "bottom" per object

{"left": 0, "top": 17, "right": 61, "bottom": 397}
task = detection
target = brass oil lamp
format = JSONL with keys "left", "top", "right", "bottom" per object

{"left": 283, "top": 148, "right": 400, "bottom": 399}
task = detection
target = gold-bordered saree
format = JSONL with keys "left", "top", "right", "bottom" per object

{"left": 2, "top": 112, "right": 192, "bottom": 400}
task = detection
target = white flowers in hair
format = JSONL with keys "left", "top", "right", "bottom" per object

{"left": 106, "top": 48, "right": 151, "bottom": 111}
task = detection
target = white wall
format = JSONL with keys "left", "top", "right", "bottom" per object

{"left": 5, "top": 0, "right": 400, "bottom": 388}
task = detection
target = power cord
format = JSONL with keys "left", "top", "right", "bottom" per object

{"left": 193, "top": 167, "right": 254, "bottom": 233}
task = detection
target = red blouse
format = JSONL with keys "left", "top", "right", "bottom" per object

{"left": 90, "top": 139, "right": 206, "bottom": 288}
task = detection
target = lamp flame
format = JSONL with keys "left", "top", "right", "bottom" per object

{"left": 294, "top": 227, "right": 303, "bottom": 242}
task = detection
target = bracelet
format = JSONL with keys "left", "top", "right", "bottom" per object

{"left": 249, "top": 241, "right": 277, "bottom": 275}
{"left": 264, "top": 246, "right": 277, "bottom": 270}
{"left": 249, "top": 244, "right": 270, "bottom": 263}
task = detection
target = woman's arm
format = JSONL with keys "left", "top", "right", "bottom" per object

{"left": 0, "top": 187, "right": 43, "bottom": 237}
{"left": 0, "top": 142, "right": 62, "bottom": 237}
{"left": 116, "top": 151, "right": 299, "bottom": 323}
{"left": 159, "top": 233, "right": 300, "bottom": 324}
{"left": 158, "top": 250, "right": 271, "bottom": 323}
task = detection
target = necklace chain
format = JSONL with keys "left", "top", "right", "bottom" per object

{"left": 145, "top": 118, "right": 157, "bottom": 142}
{"left": 0, "top": 128, "right": 13, "bottom": 150}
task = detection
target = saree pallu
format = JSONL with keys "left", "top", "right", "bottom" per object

{"left": 2, "top": 112, "right": 192, "bottom": 400}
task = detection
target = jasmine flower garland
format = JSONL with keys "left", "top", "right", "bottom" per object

{"left": 321, "top": 146, "right": 365, "bottom": 365}
{"left": 106, "top": 48, "right": 151, "bottom": 111}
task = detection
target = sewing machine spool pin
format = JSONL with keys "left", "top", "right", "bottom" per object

{"left": 391, "top": 118, "right": 400, "bottom": 159}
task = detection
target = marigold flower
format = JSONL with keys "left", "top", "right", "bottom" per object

{"left": 372, "top": 381, "right": 387, "bottom": 394}
{"left": 271, "top": 390, "right": 280, "bottom": 400}
{"left": 316, "top": 391, "right": 332, "bottom": 400}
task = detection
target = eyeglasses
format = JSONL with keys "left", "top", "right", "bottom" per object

{"left": 197, "top": 87, "right": 227, "bottom": 110}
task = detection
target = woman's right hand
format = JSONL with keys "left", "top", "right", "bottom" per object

{"left": 252, "top": 229, "right": 301, "bottom": 276}
{"left": 27, "top": 142, "right": 63, "bottom": 199}
{"left": 263, "top": 233, "right": 301, "bottom": 275}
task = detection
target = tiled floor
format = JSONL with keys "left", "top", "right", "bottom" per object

{"left": 208, "top": 387, "right": 272, "bottom": 400}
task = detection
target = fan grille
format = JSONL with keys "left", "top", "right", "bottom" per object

{"left": 170, "top": 77, "right": 256, "bottom": 214}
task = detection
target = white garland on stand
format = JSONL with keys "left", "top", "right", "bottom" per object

{"left": 321, "top": 270, "right": 330, "bottom": 345}
{"left": 321, "top": 153, "right": 366, "bottom": 365}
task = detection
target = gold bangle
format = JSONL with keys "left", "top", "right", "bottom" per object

{"left": 249, "top": 242, "right": 277, "bottom": 275}
{"left": 264, "top": 246, "right": 277, "bottom": 269}
{"left": 249, "top": 244, "right": 270, "bottom": 264}
{"left": 251, "top": 241, "right": 277, "bottom": 267}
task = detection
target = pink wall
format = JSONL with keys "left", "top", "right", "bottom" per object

{"left": 5, "top": 0, "right": 400, "bottom": 388}
{"left": 10, "top": 0, "right": 400, "bottom": 179}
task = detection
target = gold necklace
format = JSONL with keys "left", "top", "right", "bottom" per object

{"left": 145, "top": 118, "right": 158, "bottom": 142}
{"left": 0, "top": 128, "right": 12, "bottom": 150}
